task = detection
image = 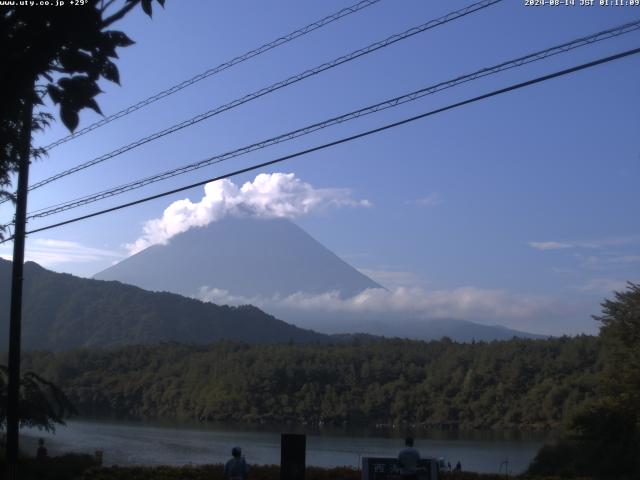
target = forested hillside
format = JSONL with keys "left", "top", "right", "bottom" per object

{"left": 0, "top": 259, "right": 329, "bottom": 350}
{"left": 527, "top": 283, "right": 640, "bottom": 479}
{"left": 22, "top": 336, "right": 600, "bottom": 429}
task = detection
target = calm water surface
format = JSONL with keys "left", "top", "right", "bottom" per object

{"left": 23, "top": 419, "right": 548, "bottom": 474}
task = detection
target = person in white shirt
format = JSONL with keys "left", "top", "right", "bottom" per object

{"left": 398, "top": 437, "right": 421, "bottom": 480}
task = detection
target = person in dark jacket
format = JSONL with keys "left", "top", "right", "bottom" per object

{"left": 224, "top": 446, "right": 249, "bottom": 480}
{"left": 36, "top": 438, "right": 48, "bottom": 461}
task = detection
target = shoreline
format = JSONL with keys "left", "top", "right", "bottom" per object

{"left": 20, "top": 419, "right": 545, "bottom": 474}
{"left": 54, "top": 415, "right": 559, "bottom": 436}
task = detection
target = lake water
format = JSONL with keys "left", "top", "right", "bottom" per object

{"left": 22, "top": 419, "right": 548, "bottom": 475}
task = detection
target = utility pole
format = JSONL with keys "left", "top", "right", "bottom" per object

{"left": 6, "top": 83, "right": 34, "bottom": 480}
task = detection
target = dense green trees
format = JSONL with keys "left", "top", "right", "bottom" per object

{"left": 595, "top": 282, "right": 640, "bottom": 417}
{"left": 528, "top": 283, "right": 640, "bottom": 479}
{"left": 21, "top": 336, "right": 601, "bottom": 430}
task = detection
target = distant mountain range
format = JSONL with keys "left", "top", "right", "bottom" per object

{"left": 325, "top": 318, "right": 546, "bottom": 342}
{"left": 94, "top": 217, "right": 544, "bottom": 342}
{"left": 0, "top": 258, "right": 329, "bottom": 351}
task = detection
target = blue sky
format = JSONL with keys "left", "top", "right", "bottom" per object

{"left": 2, "top": 0, "right": 639, "bottom": 335}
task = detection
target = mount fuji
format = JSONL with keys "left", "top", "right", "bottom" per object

{"left": 95, "top": 217, "right": 543, "bottom": 341}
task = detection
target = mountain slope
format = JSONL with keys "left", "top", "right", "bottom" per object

{"left": 0, "top": 259, "right": 330, "bottom": 351}
{"left": 94, "top": 217, "right": 381, "bottom": 298}
{"left": 93, "top": 217, "right": 545, "bottom": 342}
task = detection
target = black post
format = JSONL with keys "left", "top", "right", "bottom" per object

{"left": 280, "top": 433, "right": 306, "bottom": 480}
{"left": 6, "top": 86, "right": 34, "bottom": 479}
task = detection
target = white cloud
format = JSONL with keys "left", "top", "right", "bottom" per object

{"left": 551, "top": 266, "right": 579, "bottom": 274}
{"left": 578, "top": 278, "right": 630, "bottom": 294}
{"left": 529, "top": 235, "right": 640, "bottom": 251}
{"left": 411, "top": 193, "right": 443, "bottom": 207}
{"left": 194, "top": 287, "right": 251, "bottom": 306}
{"left": 583, "top": 254, "right": 640, "bottom": 266}
{"left": 0, "top": 238, "right": 122, "bottom": 266}
{"left": 610, "top": 255, "right": 640, "bottom": 264}
{"left": 127, "top": 173, "right": 370, "bottom": 254}
{"left": 357, "top": 268, "right": 424, "bottom": 288}
{"left": 196, "top": 285, "right": 557, "bottom": 321}
{"left": 571, "top": 252, "right": 640, "bottom": 271}
{"left": 528, "top": 241, "right": 574, "bottom": 250}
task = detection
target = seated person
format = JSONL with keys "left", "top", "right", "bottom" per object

{"left": 398, "top": 437, "right": 420, "bottom": 480}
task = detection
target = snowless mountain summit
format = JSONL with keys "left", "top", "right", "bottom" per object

{"left": 95, "top": 217, "right": 381, "bottom": 299}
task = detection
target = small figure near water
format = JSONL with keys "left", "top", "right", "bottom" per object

{"left": 455, "top": 460, "right": 462, "bottom": 471}
{"left": 36, "top": 438, "right": 48, "bottom": 461}
{"left": 398, "top": 436, "right": 420, "bottom": 480}
{"left": 224, "top": 446, "right": 249, "bottom": 480}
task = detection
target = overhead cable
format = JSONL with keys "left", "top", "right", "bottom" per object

{"left": 26, "top": 20, "right": 640, "bottom": 220}
{"left": 5, "top": 45, "right": 636, "bottom": 242}
{"left": 41, "top": 0, "right": 384, "bottom": 151}
{"left": 24, "top": 0, "right": 502, "bottom": 195}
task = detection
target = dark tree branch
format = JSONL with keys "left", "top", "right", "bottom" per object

{"left": 102, "top": 0, "right": 140, "bottom": 27}
{"left": 100, "top": 0, "right": 118, "bottom": 14}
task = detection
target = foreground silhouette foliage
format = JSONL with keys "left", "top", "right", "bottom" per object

{"left": 0, "top": 0, "right": 164, "bottom": 236}
{"left": 78, "top": 464, "right": 357, "bottom": 480}
{"left": 0, "top": 365, "right": 76, "bottom": 432}
{"left": 21, "top": 335, "right": 600, "bottom": 430}
{"left": 528, "top": 283, "right": 640, "bottom": 479}
{"left": 0, "top": 448, "right": 593, "bottom": 480}
{"left": 72, "top": 464, "right": 591, "bottom": 480}
{"left": 0, "top": 453, "right": 99, "bottom": 480}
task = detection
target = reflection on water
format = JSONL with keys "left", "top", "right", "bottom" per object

{"left": 22, "top": 418, "right": 549, "bottom": 474}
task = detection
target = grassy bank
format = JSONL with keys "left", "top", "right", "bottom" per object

{"left": 1, "top": 454, "right": 594, "bottom": 480}
{"left": 0, "top": 453, "right": 595, "bottom": 480}
{"left": 78, "top": 465, "right": 593, "bottom": 480}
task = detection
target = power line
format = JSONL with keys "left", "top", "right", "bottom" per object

{"left": 41, "top": 0, "right": 384, "bottom": 151}
{"left": 24, "top": 0, "right": 502, "bottom": 194}
{"left": 26, "top": 19, "right": 640, "bottom": 220}
{"left": 6, "top": 45, "right": 637, "bottom": 242}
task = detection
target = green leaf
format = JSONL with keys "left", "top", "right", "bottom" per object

{"left": 59, "top": 49, "right": 94, "bottom": 73}
{"left": 32, "top": 92, "right": 44, "bottom": 107}
{"left": 103, "top": 30, "right": 135, "bottom": 48}
{"left": 58, "top": 75, "right": 102, "bottom": 100}
{"left": 47, "top": 85, "right": 63, "bottom": 104}
{"left": 141, "top": 0, "right": 153, "bottom": 17}
{"left": 85, "top": 98, "right": 103, "bottom": 116}
{"left": 101, "top": 60, "right": 120, "bottom": 85}
{"left": 98, "top": 33, "right": 119, "bottom": 59}
{"left": 60, "top": 105, "right": 79, "bottom": 132}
